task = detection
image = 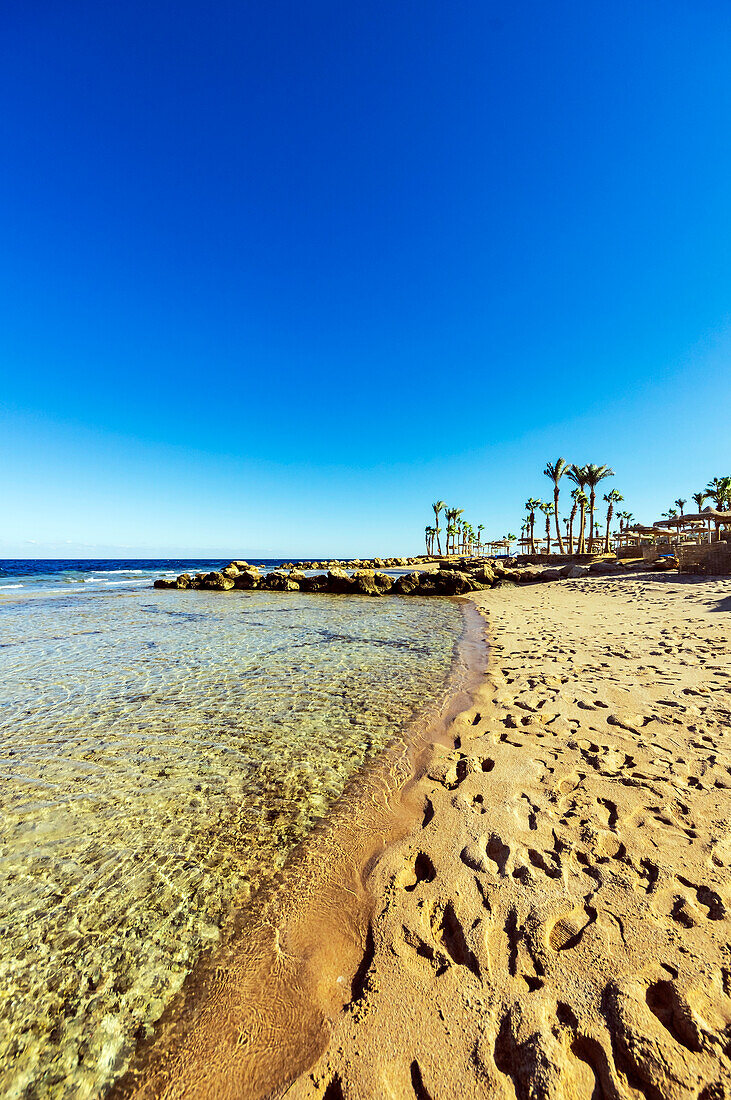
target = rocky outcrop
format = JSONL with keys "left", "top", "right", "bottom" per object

{"left": 234, "top": 566, "right": 263, "bottom": 589}
{"left": 154, "top": 552, "right": 659, "bottom": 597}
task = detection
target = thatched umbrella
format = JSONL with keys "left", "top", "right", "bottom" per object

{"left": 657, "top": 507, "right": 731, "bottom": 542}
{"left": 629, "top": 524, "right": 675, "bottom": 537}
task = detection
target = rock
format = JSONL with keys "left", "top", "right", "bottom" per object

{"left": 221, "top": 565, "right": 240, "bottom": 579}
{"left": 153, "top": 578, "right": 177, "bottom": 588}
{"left": 589, "top": 560, "right": 618, "bottom": 575}
{"left": 473, "top": 564, "right": 496, "bottom": 585}
{"left": 233, "top": 567, "right": 261, "bottom": 589}
{"left": 565, "top": 565, "right": 589, "bottom": 578}
{"left": 327, "top": 568, "right": 353, "bottom": 593}
{"left": 302, "top": 573, "right": 329, "bottom": 592}
{"left": 434, "top": 570, "right": 483, "bottom": 595}
{"left": 262, "top": 570, "right": 300, "bottom": 592}
{"left": 230, "top": 560, "right": 249, "bottom": 570}
{"left": 653, "top": 557, "right": 678, "bottom": 571}
{"left": 202, "top": 571, "right": 234, "bottom": 591}
{"left": 540, "top": 568, "right": 562, "bottom": 582}
{"left": 394, "top": 572, "right": 422, "bottom": 595}
{"left": 373, "top": 571, "right": 394, "bottom": 593}
{"left": 289, "top": 570, "right": 307, "bottom": 584}
{"left": 351, "top": 570, "right": 383, "bottom": 596}
{"left": 263, "top": 570, "right": 289, "bottom": 590}
{"left": 175, "top": 573, "right": 192, "bottom": 589}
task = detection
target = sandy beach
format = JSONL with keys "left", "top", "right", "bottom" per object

{"left": 116, "top": 569, "right": 731, "bottom": 1099}
{"left": 290, "top": 570, "right": 731, "bottom": 1099}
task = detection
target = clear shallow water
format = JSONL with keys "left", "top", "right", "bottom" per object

{"left": 0, "top": 579, "right": 463, "bottom": 1098}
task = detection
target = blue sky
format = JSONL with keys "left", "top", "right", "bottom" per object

{"left": 2, "top": 1, "right": 730, "bottom": 557}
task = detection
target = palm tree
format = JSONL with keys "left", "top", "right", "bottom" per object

{"left": 705, "top": 476, "right": 731, "bottom": 510}
{"left": 524, "top": 499, "right": 540, "bottom": 555}
{"left": 454, "top": 508, "right": 464, "bottom": 554}
{"left": 544, "top": 457, "right": 569, "bottom": 553}
{"left": 616, "top": 511, "right": 633, "bottom": 545}
{"left": 583, "top": 464, "right": 615, "bottom": 551}
{"left": 477, "top": 524, "right": 484, "bottom": 553}
{"left": 505, "top": 532, "right": 516, "bottom": 553}
{"left": 443, "top": 508, "right": 454, "bottom": 553}
{"left": 704, "top": 477, "right": 731, "bottom": 539}
{"left": 674, "top": 498, "right": 686, "bottom": 517}
{"left": 446, "top": 522, "right": 456, "bottom": 555}
{"left": 539, "top": 501, "right": 553, "bottom": 555}
{"left": 574, "top": 490, "right": 589, "bottom": 554}
{"left": 567, "top": 488, "right": 580, "bottom": 555}
{"left": 603, "top": 489, "right": 623, "bottom": 553}
{"left": 566, "top": 465, "right": 589, "bottom": 552}
{"left": 432, "top": 502, "right": 445, "bottom": 555}
{"left": 692, "top": 491, "right": 706, "bottom": 512}
{"left": 425, "top": 526, "right": 436, "bottom": 555}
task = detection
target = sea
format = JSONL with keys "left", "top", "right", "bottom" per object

{"left": 0, "top": 559, "right": 467, "bottom": 1097}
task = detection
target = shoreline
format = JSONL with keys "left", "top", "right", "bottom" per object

{"left": 110, "top": 599, "right": 488, "bottom": 1099}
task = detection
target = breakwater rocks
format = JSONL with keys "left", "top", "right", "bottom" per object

{"left": 154, "top": 561, "right": 491, "bottom": 597}
{"left": 153, "top": 554, "right": 677, "bottom": 598}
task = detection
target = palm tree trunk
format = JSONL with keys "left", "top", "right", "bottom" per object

{"left": 568, "top": 506, "right": 576, "bottom": 555}
{"left": 588, "top": 490, "right": 596, "bottom": 552}
{"left": 604, "top": 507, "right": 612, "bottom": 553}
{"left": 545, "top": 517, "right": 551, "bottom": 555}
{"left": 553, "top": 486, "right": 565, "bottom": 553}
{"left": 578, "top": 505, "right": 586, "bottom": 554}
{"left": 529, "top": 517, "right": 535, "bottom": 555}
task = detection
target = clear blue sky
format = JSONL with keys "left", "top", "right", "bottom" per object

{"left": 2, "top": 1, "right": 730, "bottom": 557}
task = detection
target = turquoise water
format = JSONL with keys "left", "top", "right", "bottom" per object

{"left": 0, "top": 584, "right": 464, "bottom": 1097}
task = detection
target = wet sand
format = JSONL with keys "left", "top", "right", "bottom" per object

{"left": 117, "top": 572, "right": 731, "bottom": 1099}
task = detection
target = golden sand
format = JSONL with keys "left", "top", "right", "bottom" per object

{"left": 115, "top": 572, "right": 731, "bottom": 1099}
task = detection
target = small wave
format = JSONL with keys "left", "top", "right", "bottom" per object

{"left": 0, "top": 583, "right": 24, "bottom": 589}
{"left": 102, "top": 569, "right": 150, "bottom": 575}
{"left": 101, "top": 579, "right": 149, "bottom": 586}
